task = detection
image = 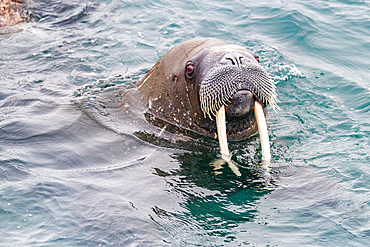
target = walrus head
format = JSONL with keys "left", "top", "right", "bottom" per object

{"left": 185, "top": 44, "right": 277, "bottom": 141}
{"left": 137, "top": 38, "right": 277, "bottom": 144}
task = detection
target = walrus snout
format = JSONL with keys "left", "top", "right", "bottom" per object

{"left": 226, "top": 90, "right": 254, "bottom": 118}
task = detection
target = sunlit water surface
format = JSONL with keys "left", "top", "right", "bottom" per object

{"left": 1, "top": 0, "right": 369, "bottom": 246}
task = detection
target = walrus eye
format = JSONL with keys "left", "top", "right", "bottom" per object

{"left": 254, "top": 55, "right": 260, "bottom": 63}
{"left": 185, "top": 63, "right": 195, "bottom": 78}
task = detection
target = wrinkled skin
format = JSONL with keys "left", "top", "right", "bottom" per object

{"left": 137, "top": 38, "right": 272, "bottom": 141}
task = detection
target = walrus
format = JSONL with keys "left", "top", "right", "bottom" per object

{"left": 138, "top": 38, "right": 277, "bottom": 163}
{"left": 0, "top": 0, "right": 24, "bottom": 27}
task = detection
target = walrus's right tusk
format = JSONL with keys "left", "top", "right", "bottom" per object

{"left": 254, "top": 101, "right": 271, "bottom": 162}
{"left": 215, "top": 105, "right": 230, "bottom": 160}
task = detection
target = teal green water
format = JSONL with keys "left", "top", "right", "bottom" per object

{"left": 1, "top": 0, "right": 369, "bottom": 246}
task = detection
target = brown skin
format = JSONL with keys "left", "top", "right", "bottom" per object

{"left": 137, "top": 38, "right": 266, "bottom": 141}
{"left": 0, "top": 0, "right": 24, "bottom": 27}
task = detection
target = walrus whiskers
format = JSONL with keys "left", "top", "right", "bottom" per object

{"left": 200, "top": 64, "right": 277, "bottom": 119}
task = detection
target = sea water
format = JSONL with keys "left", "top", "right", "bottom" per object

{"left": 0, "top": 0, "right": 369, "bottom": 246}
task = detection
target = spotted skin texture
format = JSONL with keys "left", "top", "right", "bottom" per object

{"left": 0, "top": 0, "right": 24, "bottom": 27}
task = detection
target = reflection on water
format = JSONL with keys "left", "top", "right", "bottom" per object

{"left": 148, "top": 148, "right": 277, "bottom": 245}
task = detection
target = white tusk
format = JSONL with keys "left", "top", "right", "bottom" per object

{"left": 254, "top": 101, "right": 271, "bottom": 162}
{"left": 215, "top": 105, "right": 230, "bottom": 159}
{"left": 215, "top": 105, "right": 241, "bottom": 176}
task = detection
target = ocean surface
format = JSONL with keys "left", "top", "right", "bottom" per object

{"left": 1, "top": 0, "right": 369, "bottom": 246}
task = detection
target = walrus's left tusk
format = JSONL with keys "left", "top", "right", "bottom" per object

{"left": 215, "top": 105, "right": 241, "bottom": 176}
{"left": 254, "top": 101, "right": 271, "bottom": 162}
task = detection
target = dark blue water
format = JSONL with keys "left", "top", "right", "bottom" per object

{"left": 1, "top": 0, "right": 369, "bottom": 246}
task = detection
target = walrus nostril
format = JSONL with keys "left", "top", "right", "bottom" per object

{"left": 225, "top": 57, "right": 236, "bottom": 65}
{"left": 223, "top": 55, "right": 249, "bottom": 67}
{"left": 226, "top": 90, "right": 254, "bottom": 118}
